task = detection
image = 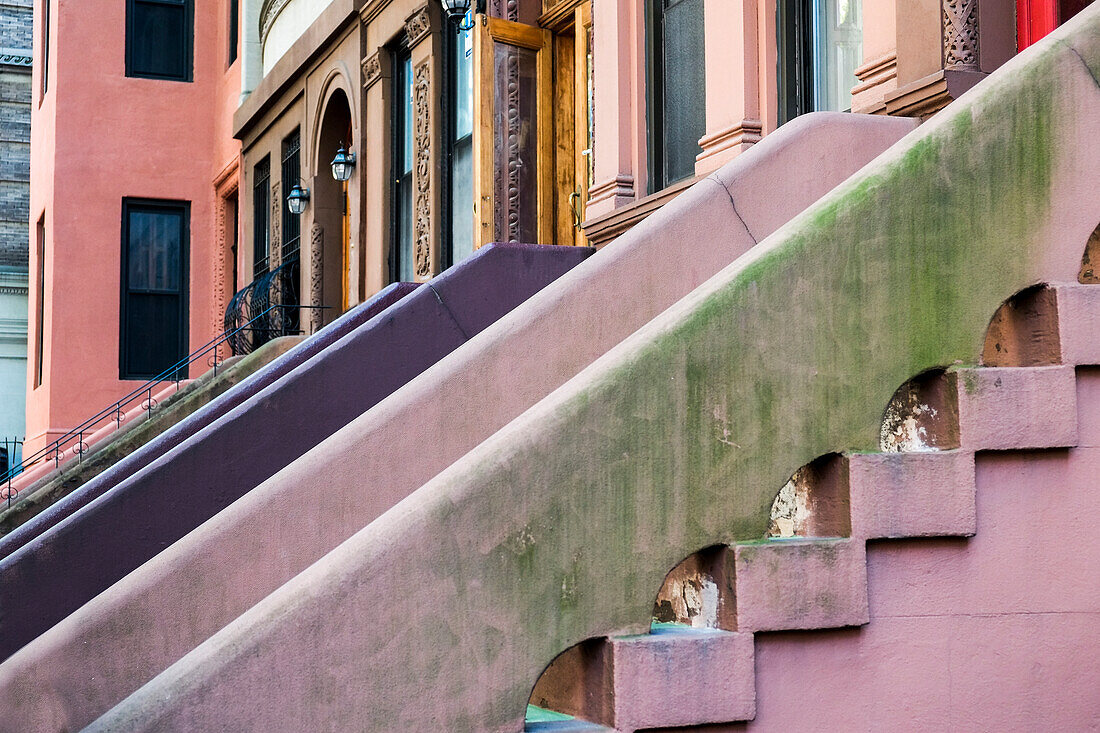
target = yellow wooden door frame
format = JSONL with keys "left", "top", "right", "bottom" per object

{"left": 472, "top": 16, "right": 553, "bottom": 248}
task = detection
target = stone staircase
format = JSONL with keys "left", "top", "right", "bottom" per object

{"left": 0, "top": 111, "right": 918, "bottom": 732}
{"left": 0, "top": 8, "right": 1096, "bottom": 731}
{"left": 63, "top": 13, "right": 1099, "bottom": 729}
{"left": 525, "top": 281, "right": 1097, "bottom": 731}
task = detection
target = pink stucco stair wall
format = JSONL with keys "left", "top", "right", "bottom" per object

{"left": 0, "top": 113, "right": 918, "bottom": 730}
{"left": 0, "top": 242, "right": 592, "bottom": 663}
{"left": 78, "top": 10, "right": 1099, "bottom": 730}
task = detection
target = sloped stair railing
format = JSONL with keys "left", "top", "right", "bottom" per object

{"left": 223, "top": 256, "right": 302, "bottom": 357}
{"left": 1, "top": 304, "right": 299, "bottom": 507}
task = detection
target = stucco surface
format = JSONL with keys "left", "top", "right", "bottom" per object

{"left": 0, "top": 281, "right": 414, "bottom": 562}
{"left": 0, "top": 113, "right": 915, "bottom": 730}
{"left": 87, "top": 12, "right": 1100, "bottom": 730}
{"left": 0, "top": 244, "right": 589, "bottom": 664}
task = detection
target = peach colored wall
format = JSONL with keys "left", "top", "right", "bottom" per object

{"left": 25, "top": 0, "right": 241, "bottom": 452}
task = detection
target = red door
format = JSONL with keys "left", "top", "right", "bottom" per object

{"left": 1017, "top": 0, "right": 1091, "bottom": 50}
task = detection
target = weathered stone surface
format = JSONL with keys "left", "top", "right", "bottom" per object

{"left": 1055, "top": 283, "right": 1100, "bottom": 365}
{"left": 609, "top": 628, "right": 755, "bottom": 730}
{"left": 734, "top": 539, "right": 869, "bottom": 632}
{"left": 848, "top": 450, "right": 976, "bottom": 539}
{"left": 955, "top": 365, "right": 1078, "bottom": 451}
{"left": 0, "top": 113, "right": 918, "bottom": 732}
{"left": 81, "top": 10, "right": 1100, "bottom": 731}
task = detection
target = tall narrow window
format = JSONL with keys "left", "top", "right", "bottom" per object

{"left": 34, "top": 216, "right": 45, "bottom": 388}
{"left": 281, "top": 130, "right": 301, "bottom": 259}
{"left": 391, "top": 46, "right": 414, "bottom": 283}
{"left": 443, "top": 23, "right": 474, "bottom": 269}
{"left": 280, "top": 129, "right": 302, "bottom": 333}
{"left": 126, "top": 0, "right": 194, "bottom": 81}
{"left": 41, "top": 0, "right": 50, "bottom": 96}
{"left": 228, "top": 0, "right": 239, "bottom": 65}
{"left": 253, "top": 157, "right": 270, "bottom": 277}
{"left": 778, "top": 0, "right": 862, "bottom": 124}
{"left": 647, "top": 0, "right": 707, "bottom": 192}
{"left": 120, "top": 199, "right": 189, "bottom": 380}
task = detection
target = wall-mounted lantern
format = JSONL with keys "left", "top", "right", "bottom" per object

{"left": 286, "top": 182, "right": 310, "bottom": 215}
{"left": 439, "top": 0, "right": 485, "bottom": 31}
{"left": 330, "top": 147, "right": 356, "bottom": 182}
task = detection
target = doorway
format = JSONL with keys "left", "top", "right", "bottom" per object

{"left": 470, "top": 0, "right": 593, "bottom": 248}
{"left": 315, "top": 88, "right": 353, "bottom": 323}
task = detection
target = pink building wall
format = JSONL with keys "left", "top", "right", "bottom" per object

{"left": 25, "top": 0, "right": 241, "bottom": 453}
{"left": 735, "top": 370, "right": 1100, "bottom": 730}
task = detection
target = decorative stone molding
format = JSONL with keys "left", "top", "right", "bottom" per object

{"left": 405, "top": 6, "right": 432, "bottom": 46}
{"left": 942, "top": 0, "right": 979, "bottom": 70}
{"left": 0, "top": 47, "right": 32, "bottom": 68}
{"left": 213, "top": 200, "right": 228, "bottom": 341}
{"left": 270, "top": 181, "right": 282, "bottom": 270}
{"left": 412, "top": 60, "right": 432, "bottom": 279}
{"left": 586, "top": 174, "right": 636, "bottom": 213}
{"left": 362, "top": 52, "right": 382, "bottom": 89}
{"left": 851, "top": 52, "right": 899, "bottom": 115}
{"left": 695, "top": 119, "right": 762, "bottom": 174}
{"left": 309, "top": 224, "right": 324, "bottom": 334}
{"left": 259, "top": 0, "right": 292, "bottom": 48}
{"left": 489, "top": 0, "right": 519, "bottom": 21}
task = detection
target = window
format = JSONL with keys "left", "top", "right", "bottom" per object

{"left": 120, "top": 199, "right": 189, "bottom": 380}
{"left": 281, "top": 130, "right": 301, "bottom": 259}
{"left": 778, "top": 0, "right": 862, "bottom": 124}
{"left": 228, "top": 0, "right": 239, "bottom": 65}
{"left": 443, "top": 23, "right": 474, "bottom": 270}
{"left": 253, "top": 157, "right": 270, "bottom": 278}
{"left": 646, "top": 0, "right": 707, "bottom": 192}
{"left": 41, "top": 0, "right": 50, "bottom": 97}
{"left": 280, "top": 129, "right": 302, "bottom": 333}
{"left": 391, "top": 46, "right": 414, "bottom": 283}
{"left": 126, "top": 0, "right": 193, "bottom": 81}
{"left": 34, "top": 216, "right": 45, "bottom": 388}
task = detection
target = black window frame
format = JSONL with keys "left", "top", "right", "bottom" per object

{"left": 253, "top": 156, "right": 271, "bottom": 278}
{"left": 41, "top": 0, "right": 50, "bottom": 98}
{"left": 34, "top": 215, "right": 45, "bottom": 388}
{"left": 119, "top": 198, "right": 191, "bottom": 381}
{"left": 777, "top": 0, "right": 814, "bottom": 125}
{"left": 390, "top": 41, "right": 413, "bottom": 284}
{"left": 125, "top": 0, "right": 194, "bottom": 82}
{"left": 645, "top": 0, "right": 707, "bottom": 194}
{"left": 228, "top": 0, "right": 239, "bottom": 66}
{"left": 281, "top": 129, "right": 302, "bottom": 260}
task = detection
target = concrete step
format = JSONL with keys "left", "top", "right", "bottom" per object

{"left": 733, "top": 538, "right": 869, "bottom": 633}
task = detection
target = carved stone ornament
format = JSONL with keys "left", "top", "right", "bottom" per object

{"left": 310, "top": 224, "right": 324, "bottom": 334}
{"left": 362, "top": 52, "right": 382, "bottom": 89}
{"left": 270, "top": 181, "right": 282, "bottom": 269}
{"left": 412, "top": 60, "right": 432, "bottom": 279}
{"left": 489, "top": 0, "right": 519, "bottom": 21}
{"left": 942, "top": 0, "right": 979, "bottom": 70}
{"left": 405, "top": 6, "right": 432, "bottom": 46}
{"left": 259, "top": 0, "right": 292, "bottom": 46}
{"left": 213, "top": 199, "right": 228, "bottom": 345}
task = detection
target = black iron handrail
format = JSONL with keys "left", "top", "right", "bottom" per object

{"left": 1, "top": 305, "right": 289, "bottom": 507}
{"left": 224, "top": 256, "right": 301, "bottom": 356}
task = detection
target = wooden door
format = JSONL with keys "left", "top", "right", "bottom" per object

{"left": 472, "top": 17, "right": 553, "bottom": 248}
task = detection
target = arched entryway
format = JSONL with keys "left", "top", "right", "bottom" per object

{"left": 311, "top": 87, "right": 354, "bottom": 329}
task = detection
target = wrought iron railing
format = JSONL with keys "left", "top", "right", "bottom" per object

{"left": 224, "top": 256, "right": 301, "bottom": 356}
{"left": 1, "top": 306, "right": 285, "bottom": 508}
